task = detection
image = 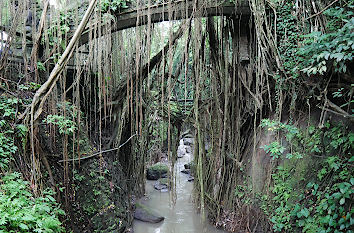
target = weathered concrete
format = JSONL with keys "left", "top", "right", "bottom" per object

{"left": 4, "top": 1, "right": 250, "bottom": 69}
{"left": 79, "top": 0, "right": 250, "bottom": 46}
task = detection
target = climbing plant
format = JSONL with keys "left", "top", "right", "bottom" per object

{"left": 0, "top": 96, "right": 27, "bottom": 170}
{"left": 101, "top": 0, "right": 130, "bottom": 13}
{"left": 0, "top": 93, "right": 64, "bottom": 232}
{"left": 261, "top": 119, "right": 354, "bottom": 232}
{"left": 299, "top": 4, "right": 354, "bottom": 75}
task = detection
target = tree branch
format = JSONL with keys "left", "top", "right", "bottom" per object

{"left": 30, "top": 0, "right": 98, "bottom": 122}
{"left": 58, "top": 133, "right": 137, "bottom": 162}
{"left": 305, "top": 0, "right": 340, "bottom": 20}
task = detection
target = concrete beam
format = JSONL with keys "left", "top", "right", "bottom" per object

{"left": 79, "top": 0, "right": 250, "bottom": 46}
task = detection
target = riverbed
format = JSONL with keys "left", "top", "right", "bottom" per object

{"left": 133, "top": 151, "right": 226, "bottom": 233}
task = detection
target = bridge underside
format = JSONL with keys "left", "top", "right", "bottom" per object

{"left": 79, "top": 0, "right": 250, "bottom": 46}
{"left": 2, "top": 1, "right": 251, "bottom": 71}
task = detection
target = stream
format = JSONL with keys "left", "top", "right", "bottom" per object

{"left": 133, "top": 139, "right": 226, "bottom": 233}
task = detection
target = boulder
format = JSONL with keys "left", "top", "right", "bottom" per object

{"left": 181, "top": 169, "right": 190, "bottom": 175}
{"left": 184, "top": 161, "right": 194, "bottom": 170}
{"left": 154, "top": 178, "right": 170, "bottom": 191}
{"left": 185, "top": 146, "right": 192, "bottom": 153}
{"left": 183, "top": 137, "right": 194, "bottom": 146}
{"left": 146, "top": 163, "right": 168, "bottom": 180}
{"left": 134, "top": 203, "right": 165, "bottom": 223}
{"left": 177, "top": 145, "right": 186, "bottom": 158}
{"left": 179, "top": 139, "right": 184, "bottom": 146}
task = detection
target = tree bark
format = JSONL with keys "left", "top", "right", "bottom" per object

{"left": 30, "top": 0, "right": 98, "bottom": 121}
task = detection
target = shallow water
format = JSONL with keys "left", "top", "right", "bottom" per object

{"left": 133, "top": 152, "right": 226, "bottom": 233}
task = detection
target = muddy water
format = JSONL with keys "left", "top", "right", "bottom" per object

{"left": 133, "top": 152, "right": 226, "bottom": 233}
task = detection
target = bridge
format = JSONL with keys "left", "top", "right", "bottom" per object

{"left": 2, "top": 0, "right": 251, "bottom": 69}
{"left": 79, "top": 0, "right": 250, "bottom": 45}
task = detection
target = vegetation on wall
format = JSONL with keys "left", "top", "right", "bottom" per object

{"left": 252, "top": 0, "right": 354, "bottom": 231}
{"left": 300, "top": 4, "right": 354, "bottom": 75}
{"left": 101, "top": 0, "right": 130, "bottom": 13}
{"left": 0, "top": 94, "right": 64, "bottom": 232}
{"left": 261, "top": 119, "right": 353, "bottom": 232}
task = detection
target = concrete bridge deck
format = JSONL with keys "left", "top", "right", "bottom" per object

{"left": 79, "top": 0, "right": 250, "bottom": 45}
{"left": 2, "top": 0, "right": 250, "bottom": 66}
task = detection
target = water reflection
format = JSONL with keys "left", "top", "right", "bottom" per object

{"left": 133, "top": 153, "right": 225, "bottom": 233}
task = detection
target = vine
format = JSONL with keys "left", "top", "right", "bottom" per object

{"left": 261, "top": 119, "right": 354, "bottom": 232}
{"left": 299, "top": 4, "right": 354, "bottom": 75}
{"left": 0, "top": 95, "right": 64, "bottom": 232}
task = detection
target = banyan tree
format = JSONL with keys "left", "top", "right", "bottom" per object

{"left": 0, "top": 0, "right": 353, "bottom": 232}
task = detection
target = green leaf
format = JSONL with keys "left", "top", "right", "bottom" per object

{"left": 16, "top": 124, "right": 28, "bottom": 136}
{"left": 298, "top": 219, "right": 305, "bottom": 226}
{"left": 332, "top": 192, "right": 341, "bottom": 199}
{"left": 339, "top": 197, "right": 345, "bottom": 205}
{"left": 323, "top": 51, "right": 331, "bottom": 60}
{"left": 19, "top": 223, "right": 29, "bottom": 230}
{"left": 302, "top": 208, "right": 310, "bottom": 218}
{"left": 349, "top": 134, "right": 354, "bottom": 144}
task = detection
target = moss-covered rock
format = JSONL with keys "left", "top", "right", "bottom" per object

{"left": 154, "top": 177, "right": 171, "bottom": 191}
{"left": 184, "top": 161, "right": 195, "bottom": 170}
{"left": 146, "top": 163, "right": 168, "bottom": 180}
{"left": 158, "top": 177, "right": 170, "bottom": 186}
{"left": 73, "top": 157, "right": 131, "bottom": 233}
{"left": 134, "top": 203, "right": 164, "bottom": 223}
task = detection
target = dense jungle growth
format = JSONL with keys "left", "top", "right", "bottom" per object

{"left": 0, "top": 0, "right": 353, "bottom": 232}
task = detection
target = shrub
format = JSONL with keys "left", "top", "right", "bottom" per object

{"left": 0, "top": 172, "right": 65, "bottom": 233}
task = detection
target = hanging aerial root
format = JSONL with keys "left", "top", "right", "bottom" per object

{"left": 29, "top": 0, "right": 98, "bottom": 122}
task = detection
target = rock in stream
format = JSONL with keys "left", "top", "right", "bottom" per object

{"left": 134, "top": 203, "right": 165, "bottom": 223}
{"left": 154, "top": 178, "right": 171, "bottom": 192}
{"left": 146, "top": 163, "right": 168, "bottom": 180}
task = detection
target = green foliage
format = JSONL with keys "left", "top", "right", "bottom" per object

{"left": 276, "top": 0, "right": 302, "bottom": 80}
{"left": 43, "top": 101, "right": 79, "bottom": 136}
{"left": 0, "top": 97, "right": 28, "bottom": 169}
{"left": 45, "top": 12, "right": 71, "bottom": 46}
{"left": 261, "top": 119, "right": 353, "bottom": 232}
{"left": 0, "top": 131, "right": 16, "bottom": 169}
{"left": 261, "top": 141, "right": 285, "bottom": 160}
{"left": 0, "top": 97, "right": 64, "bottom": 232}
{"left": 44, "top": 115, "right": 77, "bottom": 135}
{"left": 37, "top": 61, "right": 46, "bottom": 72}
{"left": 0, "top": 172, "right": 65, "bottom": 233}
{"left": 274, "top": 1, "right": 353, "bottom": 79}
{"left": 148, "top": 163, "right": 168, "bottom": 173}
{"left": 299, "top": 5, "right": 354, "bottom": 75}
{"left": 269, "top": 166, "right": 293, "bottom": 232}
{"left": 234, "top": 183, "right": 253, "bottom": 205}
{"left": 292, "top": 178, "right": 354, "bottom": 233}
{"left": 101, "top": 0, "right": 129, "bottom": 13}
{"left": 260, "top": 119, "right": 302, "bottom": 160}
{"left": 332, "top": 84, "right": 354, "bottom": 116}
{"left": 43, "top": 10, "right": 74, "bottom": 59}
{"left": 18, "top": 82, "right": 41, "bottom": 91}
